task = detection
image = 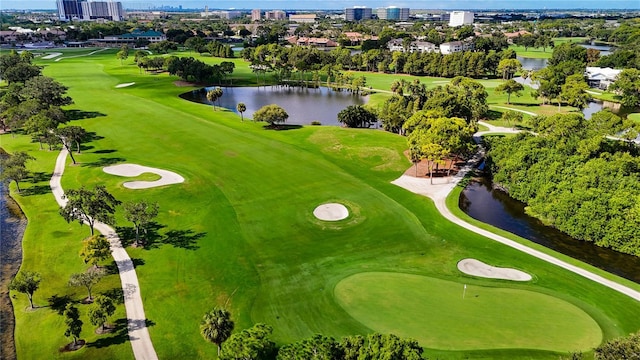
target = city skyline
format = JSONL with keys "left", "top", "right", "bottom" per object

{"left": 3, "top": 0, "right": 640, "bottom": 10}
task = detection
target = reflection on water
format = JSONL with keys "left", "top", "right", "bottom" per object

{"left": 460, "top": 177, "right": 640, "bottom": 283}
{"left": 180, "top": 86, "right": 368, "bottom": 126}
{"left": 517, "top": 56, "right": 548, "bottom": 71}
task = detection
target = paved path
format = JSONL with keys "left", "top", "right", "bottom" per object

{"left": 490, "top": 105, "right": 538, "bottom": 116}
{"left": 54, "top": 48, "right": 109, "bottom": 62}
{"left": 391, "top": 132, "right": 640, "bottom": 302}
{"left": 50, "top": 149, "right": 159, "bottom": 360}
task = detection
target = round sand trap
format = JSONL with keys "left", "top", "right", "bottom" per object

{"left": 313, "top": 203, "right": 349, "bottom": 221}
{"left": 457, "top": 258, "right": 532, "bottom": 281}
{"left": 115, "top": 82, "right": 135, "bottom": 88}
{"left": 103, "top": 164, "right": 184, "bottom": 189}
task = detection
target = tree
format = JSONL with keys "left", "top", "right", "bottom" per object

{"left": 595, "top": 331, "right": 640, "bottom": 360}
{"left": 201, "top": 307, "right": 235, "bottom": 356}
{"left": 0, "top": 151, "right": 34, "bottom": 193}
{"left": 116, "top": 45, "right": 129, "bottom": 65}
{"left": 497, "top": 58, "right": 522, "bottom": 80}
{"left": 55, "top": 125, "right": 87, "bottom": 164}
{"left": 63, "top": 304, "right": 83, "bottom": 346}
{"left": 560, "top": 74, "right": 591, "bottom": 110}
{"left": 337, "top": 105, "right": 377, "bottom": 128}
{"left": 22, "top": 76, "right": 73, "bottom": 108}
{"left": 277, "top": 334, "right": 341, "bottom": 360}
{"left": 253, "top": 104, "right": 289, "bottom": 126}
{"left": 236, "top": 103, "right": 246, "bottom": 121}
{"left": 9, "top": 271, "right": 41, "bottom": 309}
{"left": 80, "top": 235, "right": 111, "bottom": 268}
{"left": 123, "top": 200, "right": 159, "bottom": 247}
{"left": 609, "top": 68, "right": 640, "bottom": 108}
{"left": 422, "top": 143, "right": 448, "bottom": 184}
{"left": 69, "top": 270, "right": 104, "bottom": 302}
{"left": 501, "top": 110, "right": 524, "bottom": 127}
{"left": 60, "top": 185, "right": 121, "bottom": 236}
{"left": 495, "top": 79, "right": 524, "bottom": 104}
{"left": 220, "top": 323, "right": 275, "bottom": 360}
{"left": 206, "top": 89, "right": 219, "bottom": 110}
{"left": 89, "top": 295, "right": 115, "bottom": 332}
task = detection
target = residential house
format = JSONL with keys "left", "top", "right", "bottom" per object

{"left": 585, "top": 67, "right": 621, "bottom": 90}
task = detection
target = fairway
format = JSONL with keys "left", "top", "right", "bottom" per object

{"left": 334, "top": 272, "right": 602, "bottom": 352}
{"left": 3, "top": 48, "right": 640, "bottom": 360}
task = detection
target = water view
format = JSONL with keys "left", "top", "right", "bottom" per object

{"left": 180, "top": 86, "right": 368, "bottom": 126}
{"left": 460, "top": 177, "right": 640, "bottom": 283}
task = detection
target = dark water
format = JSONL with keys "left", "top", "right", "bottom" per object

{"left": 180, "top": 86, "right": 368, "bottom": 126}
{"left": 517, "top": 56, "right": 548, "bottom": 71}
{"left": 460, "top": 177, "right": 640, "bottom": 284}
{"left": 0, "top": 178, "right": 25, "bottom": 360}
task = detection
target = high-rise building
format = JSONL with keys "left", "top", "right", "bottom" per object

{"left": 58, "top": 0, "right": 124, "bottom": 21}
{"left": 265, "top": 10, "right": 286, "bottom": 20}
{"left": 57, "top": 0, "right": 85, "bottom": 20}
{"left": 251, "top": 9, "right": 261, "bottom": 21}
{"left": 376, "top": 6, "right": 410, "bottom": 21}
{"left": 449, "top": 11, "right": 474, "bottom": 27}
{"left": 345, "top": 6, "right": 372, "bottom": 21}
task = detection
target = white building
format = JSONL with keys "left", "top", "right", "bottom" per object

{"left": 387, "top": 38, "right": 437, "bottom": 53}
{"left": 585, "top": 67, "right": 622, "bottom": 90}
{"left": 439, "top": 40, "right": 474, "bottom": 54}
{"left": 449, "top": 11, "right": 474, "bottom": 27}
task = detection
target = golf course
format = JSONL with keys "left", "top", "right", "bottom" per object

{"left": 3, "top": 47, "right": 640, "bottom": 359}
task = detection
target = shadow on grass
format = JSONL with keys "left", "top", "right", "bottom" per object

{"left": 64, "top": 110, "right": 107, "bottom": 121}
{"left": 116, "top": 223, "right": 203, "bottom": 250}
{"left": 31, "top": 171, "right": 51, "bottom": 183}
{"left": 20, "top": 185, "right": 51, "bottom": 196}
{"left": 86, "top": 318, "right": 128, "bottom": 349}
{"left": 161, "top": 229, "right": 205, "bottom": 250}
{"left": 83, "top": 157, "right": 126, "bottom": 168}
{"left": 104, "top": 258, "right": 145, "bottom": 275}
{"left": 93, "top": 149, "right": 117, "bottom": 154}
{"left": 486, "top": 110, "right": 503, "bottom": 120}
{"left": 47, "top": 294, "right": 73, "bottom": 315}
{"left": 116, "top": 222, "right": 165, "bottom": 248}
{"left": 263, "top": 124, "right": 303, "bottom": 131}
{"left": 101, "top": 288, "right": 124, "bottom": 305}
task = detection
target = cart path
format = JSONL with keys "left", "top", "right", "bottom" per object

{"left": 50, "top": 149, "right": 158, "bottom": 360}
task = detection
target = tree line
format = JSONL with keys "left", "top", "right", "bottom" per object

{"left": 487, "top": 111, "right": 640, "bottom": 256}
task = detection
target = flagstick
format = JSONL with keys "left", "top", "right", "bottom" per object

{"left": 463, "top": 284, "right": 467, "bottom": 300}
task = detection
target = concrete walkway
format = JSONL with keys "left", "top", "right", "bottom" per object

{"left": 54, "top": 48, "right": 109, "bottom": 62}
{"left": 50, "top": 149, "right": 159, "bottom": 360}
{"left": 392, "top": 133, "right": 640, "bottom": 302}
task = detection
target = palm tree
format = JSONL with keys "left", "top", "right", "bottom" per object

{"left": 236, "top": 103, "right": 246, "bottom": 121}
{"left": 213, "top": 87, "right": 224, "bottom": 109}
{"left": 206, "top": 90, "right": 218, "bottom": 111}
{"left": 200, "top": 307, "right": 234, "bottom": 356}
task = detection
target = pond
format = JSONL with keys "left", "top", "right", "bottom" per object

{"left": 180, "top": 86, "right": 369, "bottom": 126}
{"left": 460, "top": 177, "right": 640, "bottom": 284}
{"left": 517, "top": 56, "right": 548, "bottom": 71}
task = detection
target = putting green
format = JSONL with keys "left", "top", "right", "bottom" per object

{"left": 628, "top": 113, "right": 640, "bottom": 122}
{"left": 334, "top": 272, "right": 602, "bottom": 352}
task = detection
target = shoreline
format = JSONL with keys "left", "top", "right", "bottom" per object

{"left": 0, "top": 179, "right": 27, "bottom": 360}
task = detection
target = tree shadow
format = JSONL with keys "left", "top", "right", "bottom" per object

{"left": 47, "top": 294, "right": 73, "bottom": 315}
{"left": 92, "top": 149, "right": 117, "bottom": 154}
{"left": 116, "top": 222, "right": 165, "bottom": 248}
{"left": 486, "top": 110, "right": 503, "bottom": 120}
{"left": 104, "top": 258, "right": 145, "bottom": 275}
{"left": 64, "top": 110, "right": 107, "bottom": 121}
{"left": 83, "top": 157, "right": 126, "bottom": 168}
{"left": 160, "top": 229, "right": 205, "bottom": 250}
{"left": 86, "top": 318, "right": 129, "bottom": 349}
{"left": 263, "top": 124, "right": 303, "bottom": 131}
{"left": 20, "top": 185, "right": 52, "bottom": 196}
{"left": 31, "top": 171, "right": 51, "bottom": 183}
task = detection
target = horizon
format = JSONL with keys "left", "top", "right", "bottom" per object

{"left": 2, "top": 0, "right": 640, "bottom": 10}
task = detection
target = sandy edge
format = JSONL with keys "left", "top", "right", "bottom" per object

{"left": 458, "top": 258, "right": 532, "bottom": 281}
{"left": 115, "top": 82, "right": 135, "bottom": 88}
{"left": 41, "top": 52, "right": 62, "bottom": 59}
{"left": 313, "top": 203, "right": 349, "bottom": 221}
{"left": 103, "top": 164, "right": 184, "bottom": 189}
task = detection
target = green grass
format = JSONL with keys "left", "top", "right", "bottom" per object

{"left": 3, "top": 48, "right": 640, "bottom": 359}
{"left": 335, "top": 272, "right": 602, "bottom": 352}
{"left": 508, "top": 45, "right": 554, "bottom": 59}
{"left": 628, "top": 113, "right": 640, "bottom": 122}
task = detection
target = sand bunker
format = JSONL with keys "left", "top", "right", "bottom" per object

{"left": 42, "top": 52, "right": 62, "bottom": 59}
{"left": 103, "top": 164, "right": 184, "bottom": 189}
{"left": 115, "top": 82, "right": 135, "bottom": 88}
{"left": 313, "top": 203, "right": 349, "bottom": 221}
{"left": 457, "top": 259, "right": 532, "bottom": 281}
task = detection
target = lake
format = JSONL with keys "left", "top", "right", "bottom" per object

{"left": 460, "top": 177, "right": 640, "bottom": 283}
{"left": 180, "top": 86, "right": 369, "bottom": 126}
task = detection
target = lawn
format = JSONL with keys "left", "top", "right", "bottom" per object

{"left": 4, "top": 48, "right": 640, "bottom": 360}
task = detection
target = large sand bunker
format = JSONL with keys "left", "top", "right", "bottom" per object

{"left": 458, "top": 258, "right": 532, "bottom": 281}
{"left": 115, "top": 82, "right": 135, "bottom": 88}
{"left": 313, "top": 203, "right": 349, "bottom": 221}
{"left": 103, "top": 164, "right": 184, "bottom": 189}
{"left": 42, "top": 52, "right": 62, "bottom": 59}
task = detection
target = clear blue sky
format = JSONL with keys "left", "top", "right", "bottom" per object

{"left": 3, "top": 0, "right": 639, "bottom": 10}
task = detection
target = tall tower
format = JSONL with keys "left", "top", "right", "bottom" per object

{"left": 57, "top": 0, "right": 86, "bottom": 21}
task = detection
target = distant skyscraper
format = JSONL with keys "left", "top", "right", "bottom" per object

{"left": 449, "top": 11, "right": 474, "bottom": 27}
{"left": 251, "top": 9, "right": 261, "bottom": 21}
{"left": 377, "top": 6, "right": 410, "bottom": 21}
{"left": 345, "top": 6, "right": 372, "bottom": 21}
{"left": 265, "top": 10, "right": 286, "bottom": 20}
{"left": 57, "top": 0, "right": 85, "bottom": 20}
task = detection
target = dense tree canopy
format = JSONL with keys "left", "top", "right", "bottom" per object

{"left": 337, "top": 105, "right": 377, "bottom": 128}
{"left": 60, "top": 185, "right": 121, "bottom": 236}
{"left": 487, "top": 111, "right": 640, "bottom": 256}
{"left": 252, "top": 104, "right": 289, "bottom": 126}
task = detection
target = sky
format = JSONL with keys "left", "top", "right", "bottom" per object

{"left": 3, "top": 0, "right": 640, "bottom": 10}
